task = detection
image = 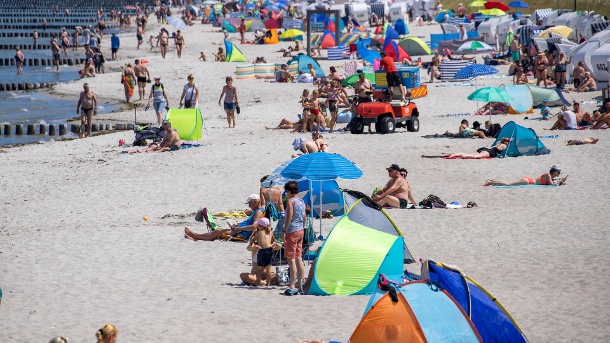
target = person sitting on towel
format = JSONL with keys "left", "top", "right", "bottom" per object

{"left": 372, "top": 164, "right": 417, "bottom": 209}
{"left": 578, "top": 72, "right": 597, "bottom": 92}
{"left": 127, "top": 120, "right": 182, "bottom": 153}
{"left": 549, "top": 106, "right": 577, "bottom": 130}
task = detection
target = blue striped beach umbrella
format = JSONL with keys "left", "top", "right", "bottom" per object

{"left": 166, "top": 16, "right": 188, "bottom": 30}
{"left": 455, "top": 64, "right": 499, "bottom": 80}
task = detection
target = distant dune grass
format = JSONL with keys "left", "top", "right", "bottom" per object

{"left": 435, "top": 0, "right": 608, "bottom": 18}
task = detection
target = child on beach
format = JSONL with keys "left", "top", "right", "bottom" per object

{"left": 301, "top": 89, "right": 311, "bottom": 132}
{"left": 199, "top": 51, "right": 207, "bottom": 61}
{"left": 326, "top": 80, "right": 340, "bottom": 133}
{"left": 250, "top": 218, "right": 275, "bottom": 286}
{"left": 148, "top": 35, "right": 154, "bottom": 52}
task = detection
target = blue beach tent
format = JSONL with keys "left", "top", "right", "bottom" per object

{"left": 287, "top": 53, "right": 325, "bottom": 77}
{"left": 394, "top": 19, "right": 409, "bottom": 35}
{"left": 492, "top": 121, "right": 550, "bottom": 157}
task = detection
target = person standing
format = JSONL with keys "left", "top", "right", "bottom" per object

{"left": 379, "top": 51, "right": 406, "bottom": 102}
{"left": 110, "top": 33, "right": 120, "bottom": 60}
{"left": 510, "top": 36, "right": 521, "bottom": 63}
{"left": 133, "top": 59, "right": 150, "bottom": 100}
{"left": 14, "top": 48, "right": 25, "bottom": 74}
{"left": 42, "top": 17, "right": 47, "bottom": 31}
{"left": 218, "top": 76, "right": 238, "bottom": 128}
{"left": 147, "top": 76, "right": 169, "bottom": 126}
{"left": 72, "top": 28, "right": 79, "bottom": 51}
{"left": 33, "top": 29, "right": 38, "bottom": 46}
{"left": 174, "top": 30, "right": 185, "bottom": 58}
{"left": 50, "top": 34, "right": 61, "bottom": 72}
{"left": 76, "top": 83, "right": 97, "bottom": 138}
{"left": 179, "top": 73, "right": 200, "bottom": 109}
{"left": 121, "top": 63, "right": 136, "bottom": 103}
{"left": 159, "top": 29, "right": 169, "bottom": 58}
{"left": 239, "top": 18, "right": 246, "bottom": 44}
{"left": 82, "top": 26, "right": 91, "bottom": 47}
{"left": 281, "top": 180, "right": 306, "bottom": 296}
{"left": 458, "top": 23, "right": 467, "bottom": 40}
{"left": 136, "top": 24, "right": 144, "bottom": 50}
{"left": 354, "top": 71, "right": 372, "bottom": 103}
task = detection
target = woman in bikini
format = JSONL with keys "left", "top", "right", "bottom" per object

{"left": 535, "top": 52, "right": 549, "bottom": 88}
{"left": 513, "top": 67, "right": 528, "bottom": 85}
{"left": 554, "top": 52, "right": 569, "bottom": 89}
{"left": 300, "top": 89, "right": 312, "bottom": 132}
{"left": 423, "top": 138, "right": 510, "bottom": 159}
{"left": 484, "top": 165, "right": 566, "bottom": 186}
{"left": 312, "top": 132, "right": 328, "bottom": 152}
{"left": 309, "top": 90, "right": 324, "bottom": 132}
{"left": 326, "top": 80, "right": 340, "bottom": 133}
{"left": 174, "top": 30, "right": 185, "bottom": 58}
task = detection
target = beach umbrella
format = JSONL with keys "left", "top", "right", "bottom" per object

{"left": 456, "top": 40, "right": 494, "bottom": 52}
{"left": 455, "top": 64, "right": 499, "bottom": 80}
{"left": 166, "top": 16, "right": 188, "bottom": 30}
{"left": 484, "top": 1, "right": 509, "bottom": 11}
{"left": 467, "top": 87, "right": 513, "bottom": 119}
{"left": 538, "top": 26, "right": 573, "bottom": 39}
{"left": 479, "top": 8, "right": 507, "bottom": 16}
{"left": 468, "top": 0, "right": 486, "bottom": 7}
{"left": 280, "top": 153, "right": 363, "bottom": 239}
{"left": 507, "top": 1, "right": 529, "bottom": 8}
{"left": 280, "top": 29, "right": 305, "bottom": 39}
{"left": 264, "top": 18, "right": 281, "bottom": 29}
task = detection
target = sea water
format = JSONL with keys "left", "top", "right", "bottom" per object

{"left": 0, "top": 90, "right": 118, "bottom": 146}
{"left": 0, "top": 64, "right": 79, "bottom": 84}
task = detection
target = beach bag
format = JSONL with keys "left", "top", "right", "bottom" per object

{"left": 275, "top": 249, "right": 290, "bottom": 286}
{"left": 274, "top": 213, "right": 285, "bottom": 242}
{"left": 184, "top": 85, "right": 195, "bottom": 108}
{"left": 419, "top": 194, "right": 446, "bottom": 208}
{"left": 264, "top": 202, "right": 278, "bottom": 221}
{"left": 302, "top": 218, "right": 315, "bottom": 248}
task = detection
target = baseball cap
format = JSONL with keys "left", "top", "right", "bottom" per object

{"left": 154, "top": 75, "right": 161, "bottom": 80}
{"left": 256, "top": 218, "right": 270, "bottom": 227}
{"left": 543, "top": 99, "right": 548, "bottom": 103}
{"left": 386, "top": 164, "right": 401, "bottom": 171}
{"left": 244, "top": 194, "right": 260, "bottom": 204}
{"left": 550, "top": 165, "right": 561, "bottom": 172}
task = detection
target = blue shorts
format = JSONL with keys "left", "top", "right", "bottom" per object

{"left": 224, "top": 102, "right": 236, "bottom": 111}
{"left": 153, "top": 101, "right": 166, "bottom": 113}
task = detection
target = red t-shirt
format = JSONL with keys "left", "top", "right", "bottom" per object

{"left": 380, "top": 56, "right": 398, "bottom": 73}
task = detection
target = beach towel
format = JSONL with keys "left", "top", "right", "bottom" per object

{"left": 493, "top": 185, "right": 558, "bottom": 188}
{"left": 123, "top": 76, "right": 135, "bottom": 97}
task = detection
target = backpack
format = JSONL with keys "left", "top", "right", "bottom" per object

{"left": 419, "top": 194, "right": 446, "bottom": 208}
{"left": 151, "top": 83, "right": 164, "bottom": 94}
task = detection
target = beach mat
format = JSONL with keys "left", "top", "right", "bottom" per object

{"left": 493, "top": 185, "right": 557, "bottom": 189}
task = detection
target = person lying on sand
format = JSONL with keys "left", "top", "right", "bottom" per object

{"left": 291, "top": 137, "right": 319, "bottom": 158}
{"left": 444, "top": 119, "right": 487, "bottom": 138}
{"left": 184, "top": 194, "right": 264, "bottom": 241}
{"left": 422, "top": 137, "right": 510, "bottom": 159}
{"left": 312, "top": 131, "right": 328, "bottom": 152}
{"left": 484, "top": 165, "right": 567, "bottom": 186}
{"left": 127, "top": 121, "right": 182, "bottom": 153}
{"left": 475, "top": 102, "right": 507, "bottom": 116}
{"left": 565, "top": 137, "right": 599, "bottom": 145}
{"left": 371, "top": 164, "right": 417, "bottom": 209}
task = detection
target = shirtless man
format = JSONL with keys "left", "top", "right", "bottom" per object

{"left": 33, "top": 29, "right": 38, "bottom": 46}
{"left": 578, "top": 72, "right": 597, "bottom": 92}
{"left": 50, "top": 35, "right": 61, "bottom": 72}
{"left": 510, "top": 36, "right": 521, "bottom": 62}
{"left": 354, "top": 71, "right": 373, "bottom": 103}
{"left": 372, "top": 164, "right": 417, "bottom": 209}
{"left": 572, "top": 62, "right": 585, "bottom": 89}
{"left": 133, "top": 59, "right": 150, "bottom": 100}
{"left": 259, "top": 175, "right": 285, "bottom": 213}
{"left": 130, "top": 120, "right": 182, "bottom": 153}
{"left": 76, "top": 83, "right": 97, "bottom": 138}
{"left": 136, "top": 24, "right": 144, "bottom": 50}
{"left": 159, "top": 29, "right": 169, "bottom": 58}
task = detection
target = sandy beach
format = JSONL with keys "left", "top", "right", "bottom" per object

{"left": 1, "top": 14, "right": 610, "bottom": 342}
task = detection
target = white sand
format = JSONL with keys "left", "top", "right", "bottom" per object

{"left": 1, "top": 17, "right": 610, "bottom": 342}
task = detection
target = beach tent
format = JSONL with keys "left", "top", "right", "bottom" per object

{"left": 342, "top": 71, "right": 376, "bottom": 87}
{"left": 528, "top": 85, "right": 569, "bottom": 108}
{"left": 296, "top": 179, "right": 345, "bottom": 217}
{"left": 350, "top": 280, "right": 482, "bottom": 343}
{"left": 499, "top": 84, "right": 534, "bottom": 114}
{"left": 245, "top": 19, "right": 266, "bottom": 32}
{"left": 422, "top": 260, "right": 528, "bottom": 343}
{"left": 307, "top": 217, "right": 405, "bottom": 295}
{"left": 394, "top": 19, "right": 409, "bottom": 35}
{"left": 342, "top": 190, "right": 415, "bottom": 263}
{"left": 287, "top": 53, "right": 325, "bottom": 77}
{"left": 492, "top": 121, "right": 550, "bottom": 157}
{"left": 398, "top": 37, "right": 431, "bottom": 56}
{"left": 383, "top": 38, "right": 411, "bottom": 62}
{"left": 436, "top": 10, "right": 453, "bottom": 23}
{"left": 224, "top": 39, "right": 247, "bottom": 62}
{"left": 222, "top": 20, "right": 237, "bottom": 33}
{"left": 340, "top": 33, "right": 360, "bottom": 46}
{"left": 320, "top": 30, "right": 338, "bottom": 49}
{"left": 166, "top": 108, "right": 204, "bottom": 140}
{"left": 264, "top": 29, "right": 279, "bottom": 44}
{"left": 383, "top": 23, "right": 400, "bottom": 40}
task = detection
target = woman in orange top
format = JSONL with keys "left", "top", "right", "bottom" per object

{"left": 484, "top": 165, "right": 566, "bottom": 186}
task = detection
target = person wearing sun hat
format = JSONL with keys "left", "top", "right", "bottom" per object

{"left": 484, "top": 164, "right": 567, "bottom": 186}
{"left": 372, "top": 164, "right": 417, "bottom": 208}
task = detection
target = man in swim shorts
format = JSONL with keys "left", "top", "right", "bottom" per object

{"left": 76, "top": 83, "right": 97, "bottom": 138}
{"left": 372, "top": 164, "right": 417, "bottom": 208}
{"left": 379, "top": 52, "right": 407, "bottom": 102}
{"left": 133, "top": 59, "right": 150, "bottom": 100}
{"left": 510, "top": 36, "right": 520, "bottom": 62}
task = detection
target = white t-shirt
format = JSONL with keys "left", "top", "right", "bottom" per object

{"left": 436, "top": 3, "right": 443, "bottom": 12}
{"left": 183, "top": 83, "right": 198, "bottom": 103}
{"left": 297, "top": 73, "right": 313, "bottom": 83}
{"left": 560, "top": 110, "right": 577, "bottom": 129}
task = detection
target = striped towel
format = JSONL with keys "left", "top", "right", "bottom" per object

{"left": 344, "top": 61, "right": 361, "bottom": 78}
{"left": 439, "top": 60, "right": 475, "bottom": 80}
{"left": 328, "top": 46, "right": 350, "bottom": 60}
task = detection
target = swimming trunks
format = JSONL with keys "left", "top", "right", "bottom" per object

{"left": 386, "top": 71, "right": 403, "bottom": 87}
{"left": 256, "top": 247, "right": 273, "bottom": 267}
{"left": 462, "top": 128, "right": 475, "bottom": 138}
{"left": 511, "top": 51, "right": 520, "bottom": 61}
{"left": 577, "top": 119, "right": 590, "bottom": 127}
{"left": 476, "top": 147, "right": 498, "bottom": 158}
{"left": 137, "top": 76, "right": 147, "bottom": 83}
{"left": 81, "top": 107, "right": 93, "bottom": 114}
{"left": 53, "top": 53, "right": 60, "bottom": 61}
{"left": 137, "top": 34, "right": 142, "bottom": 41}
{"left": 568, "top": 139, "right": 583, "bottom": 145}
{"left": 328, "top": 100, "right": 337, "bottom": 112}
{"left": 310, "top": 108, "right": 320, "bottom": 115}
{"left": 399, "top": 198, "right": 408, "bottom": 209}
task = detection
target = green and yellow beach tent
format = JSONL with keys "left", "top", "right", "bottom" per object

{"left": 307, "top": 217, "right": 405, "bottom": 296}
{"left": 224, "top": 39, "right": 247, "bottom": 62}
{"left": 398, "top": 36, "right": 431, "bottom": 56}
{"left": 166, "top": 107, "right": 204, "bottom": 140}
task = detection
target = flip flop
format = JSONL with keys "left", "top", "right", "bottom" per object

{"left": 282, "top": 288, "right": 298, "bottom": 296}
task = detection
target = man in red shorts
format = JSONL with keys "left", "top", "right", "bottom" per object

{"left": 379, "top": 51, "right": 406, "bottom": 102}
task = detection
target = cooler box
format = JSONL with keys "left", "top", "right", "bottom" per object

{"left": 375, "top": 67, "right": 421, "bottom": 89}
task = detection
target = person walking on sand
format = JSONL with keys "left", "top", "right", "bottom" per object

{"left": 218, "top": 76, "right": 239, "bottom": 128}
{"left": 14, "top": 48, "right": 25, "bottom": 74}
{"left": 282, "top": 181, "right": 306, "bottom": 296}
{"left": 133, "top": 59, "right": 150, "bottom": 100}
{"left": 159, "top": 29, "right": 169, "bottom": 58}
{"left": 147, "top": 76, "right": 169, "bottom": 126}
{"left": 121, "top": 63, "right": 136, "bottom": 103}
{"left": 110, "top": 33, "right": 120, "bottom": 60}
{"left": 174, "top": 30, "right": 185, "bottom": 58}
{"left": 76, "top": 83, "right": 97, "bottom": 138}
{"left": 136, "top": 24, "right": 144, "bottom": 50}
{"left": 95, "top": 324, "right": 119, "bottom": 343}
{"left": 179, "top": 73, "right": 199, "bottom": 109}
